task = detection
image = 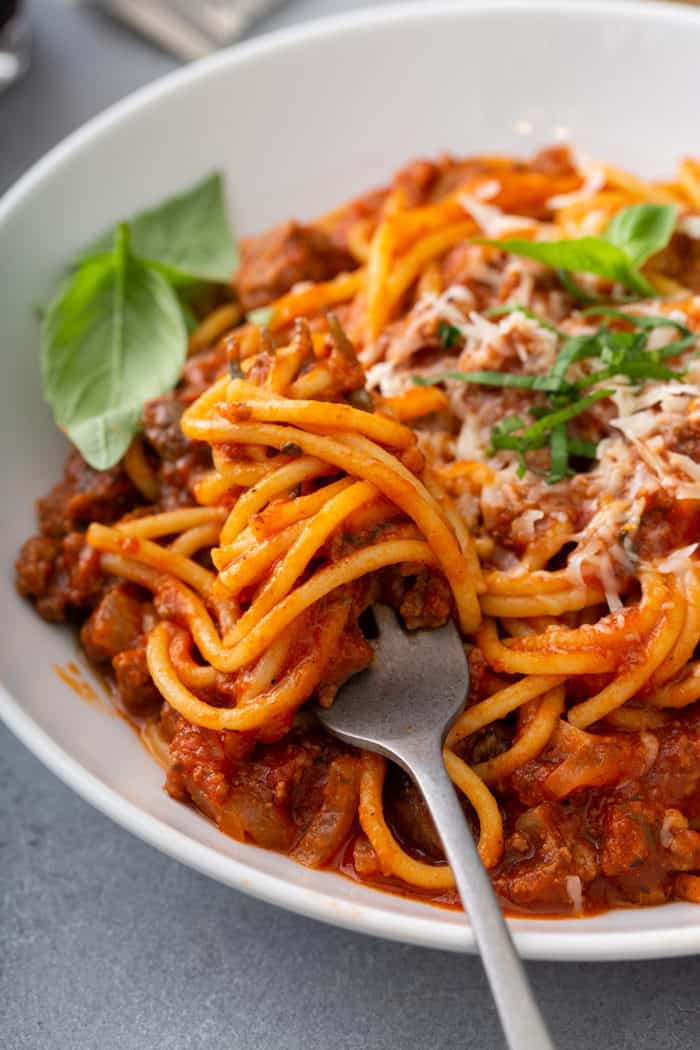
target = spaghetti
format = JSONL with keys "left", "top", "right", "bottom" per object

{"left": 17, "top": 145, "right": 700, "bottom": 915}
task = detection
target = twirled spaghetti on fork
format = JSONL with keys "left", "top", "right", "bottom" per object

{"left": 17, "top": 145, "right": 700, "bottom": 914}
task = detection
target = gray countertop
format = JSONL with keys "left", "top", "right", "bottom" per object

{"left": 2, "top": 3, "right": 700, "bottom": 1048}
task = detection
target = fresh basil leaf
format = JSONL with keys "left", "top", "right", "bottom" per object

{"left": 414, "top": 370, "right": 566, "bottom": 393}
{"left": 475, "top": 235, "right": 655, "bottom": 297}
{"left": 42, "top": 224, "right": 187, "bottom": 470}
{"left": 81, "top": 173, "right": 238, "bottom": 284}
{"left": 489, "top": 390, "right": 611, "bottom": 457}
{"left": 547, "top": 332, "right": 612, "bottom": 388}
{"left": 581, "top": 306, "right": 690, "bottom": 335}
{"left": 556, "top": 269, "right": 605, "bottom": 304}
{"left": 494, "top": 415, "right": 527, "bottom": 435}
{"left": 548, "top": 424, "right": 570, "bottom": 483}
{"left": 66, "top": 406, "right": 144, "bottom": 471}
{"left": 604, "top": 203, "right": 677, "bottom": 268}
{"left": 513, "top": 388, "right": 614, "bottom": 447}
{"left": 178, "top": 297, "right": 199, "bottom": 335}
{"left": 656, "top": 333, "right": 699, "bottom": 357}
{"left": 474, "top": 202, "right": 678, "bottom": 298}
{"left": 576, "top": 360, "right": 683, "bottom": 389}
{"left": 567, "top": 437, "right": 598, "bottom": 459}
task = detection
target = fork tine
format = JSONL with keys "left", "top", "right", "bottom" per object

{"left": 316, "top": 603, "right": 468, "bottom": 753}
{"left": 316, "top": 605, "right": 553, "bottom": 1047}
{"left": 373, "top": 603, "right": 415, "bottom": 659}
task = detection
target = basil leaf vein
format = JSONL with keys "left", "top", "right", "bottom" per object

{"left": 475, "top": 234, "right": 655, "bottom": 297}
{"left": 604, "top": 202, "right": 677, "bottom": 269}
{"left": 474, "top": 202, "right": 677, "bottom": 298}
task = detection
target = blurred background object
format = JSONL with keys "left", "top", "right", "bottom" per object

{"left": 81, "top": 0, "right": 287, "bottom": 60}
{"left": 0, "top": 0, "right": 30, "bottom": 89}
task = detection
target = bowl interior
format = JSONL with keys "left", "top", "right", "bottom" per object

{"left": 2, "top": 1, "right": 700, "bottom": 959}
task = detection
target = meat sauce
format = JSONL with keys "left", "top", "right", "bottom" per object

{"left": 28, "top": 434, "right": 700, "bottom": 917}
{"left": 16, "top": 160, "right": 700, "bottom": 917}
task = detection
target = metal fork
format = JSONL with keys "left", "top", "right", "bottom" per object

{"left": 317, "top": 605, "right": 556, "bottom": 1050}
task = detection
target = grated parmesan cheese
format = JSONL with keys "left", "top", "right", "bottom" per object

{"left": 364, "top": 360, "right": 409, "bottom": 397}
{"left": 357, "top": 222, "right": 700, "bottom": 605}
{"left": 653, "top": 544, "right": 699, "bottom": 576}
{"left": 565, "top": 875, "right": 584, "bottom": 914}
{"left": 678, "top": 215, "right": 700, "bottom": 239}
{"left": 547, "top": 157, "right": 605, "bottom": 211}
{"left": 459, "top": 193, "right": 537, "bottom": 238}
{"left": 473, "top": 179, "right": 500, "bottom": 201}
{"left": 565, "top": 494, "right": 635, "bottom": 610}
{"left": 640, "top": 732, "right": 660, "bottom": 777}
{"left": 455, "top": 417, "right": 489, "bottom": 461}
{"left": 515, "top": 509, "right": 544, "bottom": 542}
{"left": 660, "top": 808, "right": 686, "bottom": 849}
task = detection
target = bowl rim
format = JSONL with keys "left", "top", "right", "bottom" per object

{"left": 3, "top": 0, "right": 700, "bottom": 961}
{"left": 2, "top": 0, "right": 700, "bottom": 225}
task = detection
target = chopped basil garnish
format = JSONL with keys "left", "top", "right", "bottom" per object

{"left": 438, "top": 320, "right": 462, "bottom": 348}
{"left": 580, "top": 306, "right": 691, "bottom": 335}
{"left": 413, "top": 308, "right": 696, "bottom": 484}
{"left": 416, "top": 370, "right": 568, "bottom": 393}
{"left": 556, "top": 269, "right": 605, "bottom": 305}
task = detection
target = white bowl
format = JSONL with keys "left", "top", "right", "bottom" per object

{"left": 2, "top": 0, "right": 700, "bottom": 961}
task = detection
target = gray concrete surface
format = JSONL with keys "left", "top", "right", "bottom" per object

{"left": 2, "top": 2, "right": 700, "bottom": 1047}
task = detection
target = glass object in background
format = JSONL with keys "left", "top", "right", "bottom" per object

{"left": 0, "top": 1, "right": 30, "bottom": 90}
{"left": 88, "top": 1, "right": 287, "bottom": 62}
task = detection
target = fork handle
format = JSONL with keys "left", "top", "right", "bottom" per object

{"left": 411, "top": 757, "right": 556, "bottom": 1050}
